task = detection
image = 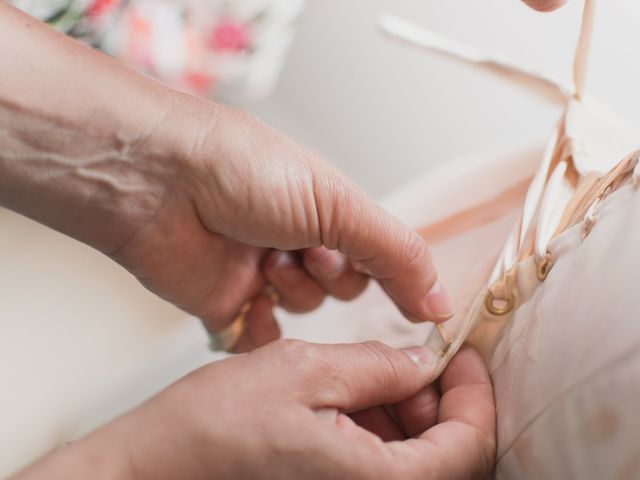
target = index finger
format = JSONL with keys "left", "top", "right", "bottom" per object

{"left": 312, "top": 167, "right": 455, "bottom": 323}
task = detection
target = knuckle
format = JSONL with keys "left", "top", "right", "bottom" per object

{"left": 402, "top": 232, "right": 437, "bottom": 283}
{"left": 302, "top": 247, "right": 335, "bottom": 277}
{"left": 273, "top": 340, "right": 351, "bottom": 403}
{"left": 278, "top": 342, "right": 352, "bottom": 405}
{"left": 315, "top": 363, "right": 354, "bottom": 407}
{"left": 299, "top": 285, "right": 327, "bottom": 309}
{"left": 280, "top": 289, "right": 326, "bottom": 314}
{"left": 361, "top": 339, "right": 388, "bottom": 353}
{"left": 360, "top": 341, "right": 405, "bottom": 385}
{"left": 272, "top": 338, "right": 323, "bottom": 377}
{"left": 274, "top": 338, "right": 314, "bottom": 360}
{"left": 315, "top": 171, "right": 363, "bottom": 251}
{"left": 331, "top": 275, "right": 369, "bottom": 301}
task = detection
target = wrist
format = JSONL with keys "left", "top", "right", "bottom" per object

{"left": 0, "top": 88, "right": 182, "bottom": 253}
{"left": 0, "top": 5, "right": 195, "bottom": 252}
{"left": 12, "top": 418, "right": 137, "bottom": 480}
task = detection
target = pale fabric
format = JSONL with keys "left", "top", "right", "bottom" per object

{"left": 0, "top": 145, "right": 535, "bottom": 476}
{"left": 279, "top": 146, "right": 540, "bottom": 348}
{"left": 277, "top": 146, "right": 640, "bottom": 479}
{"left": 379, "top": 0, "right": 640, "bottom": 382}
{"left": 3, "top": 144, "right": 638, "bottom": 478}
{"left": 493, "top": 180, "right": 640, "bottom": 479}
{"left": 4, "top": 1, "right": 640, "bottom": 478}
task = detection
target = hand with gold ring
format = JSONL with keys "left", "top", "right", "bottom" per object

{"left": 104, "top": 101, "right": 458, "bottom": 353}
{"left": 104, "top": 102, "right": 458, "bottom": 353}
{"left": 201, "top": 0, "right": 565, "bottom": 351}
{"left": 209, "top": 287, "right": 280, "bottom": 352}
{"left": 1, "top": 6, "right": 456, "bottom": 353}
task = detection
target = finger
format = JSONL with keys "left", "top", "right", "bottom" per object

{"left": 295, "top": 341, "right": 438, "bottom": 411}
{"left": 436, "top": 345, "right": 495, "bottom": 436}
{"left": 264, "top": 250, "right": 326, "bottom": 313}
{"left": 303, "top": 247, "right": 369, "bottom": 301}
{"left": 385, "top": 345, "right": 496, "bottom": 479}
{"left": 153, "top": 235, "right": 266, "bottom": 333}
{"left": 393, "top": 384, "right": 440, "bottom": 438}
{"left": 230, "top": 295, "right": 281, "bottom": 353}
{"left": 521, "top": 0, "right": 567, "bottom": 11}
{"left": 311, "top": 166, "right": 455, "bottom": 323}
{"left": 315, "top": 407, "right": 396, "bottom": 459}
{"left": 349, "top": 406, "right": 405, "bottom": 442}
{"left": 333, "top": 411, "right": 387, "bottom": 447}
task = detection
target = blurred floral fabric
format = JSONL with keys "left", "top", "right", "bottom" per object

{"left": 11, "top": 0, "right": 305, "bottom": 98}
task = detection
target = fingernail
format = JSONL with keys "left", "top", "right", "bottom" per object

{"left": 272, "top": 252, "right": 296, "bottom": 278}
{"left": 425, "top": 281, "right": 457, "bottom": 320}
{"left": 400, "top": 346, "right": 432, "bottom": 367}
{"left": 308, "top": 250, "right": 346, "bottom": 280}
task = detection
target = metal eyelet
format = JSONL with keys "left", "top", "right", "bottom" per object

{"left": 582, "top": 187, "right": 609, "bottom": 239}
{"left": 536, "top": 253, "right": 553, "bottom": 282}
{"left": 485, "top": 290, "right": 515, "bottom": 316}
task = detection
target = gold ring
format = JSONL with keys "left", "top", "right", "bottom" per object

{"left": 536, "top": 254, "right": 553, "bottom": 282}
{"left": 209, "top": 303, "right": 250, "bottom": 352}
{"left": 263, "top": 285, "right": 281, "bottom": 304}
{"left": 209, "top": 287, "right": 281, "bottom": 352}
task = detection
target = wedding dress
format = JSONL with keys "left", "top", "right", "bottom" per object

{"left": 280, "top": 1, "right": 640, "bottom": 477}
{"left": 2, "top": 1, "right": 639, "bottom": 478}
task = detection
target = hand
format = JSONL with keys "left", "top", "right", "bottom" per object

{"left": 522, "top": 0, "right": 567, "bottom": 11}
{"left": 15, "top": 342, "right": 495, "bottom": 479}
{"left": 108, "top": 98, "right": 456, "bottom": 351}
{"left": 0, "top": 4, "right": 455, "bottom": 353}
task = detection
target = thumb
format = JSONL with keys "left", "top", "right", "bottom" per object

{"left": 521, "top": 0, "right": 567, "bottom": 11}
{"left": 298, "top": 341, "right": 439, "bottom": 412}
{"left": 313, "top": 167, "right": 455, "bottom": 323}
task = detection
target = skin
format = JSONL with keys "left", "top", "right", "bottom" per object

{"left": 0, "top": 3, "right": 455, "bottom": 352}
{"left": 14, "top": 343, "right": 495, "bottom": 480}
{"left": 1, "top": 0, "right": 564, "bottom": 477}
{"left": 522, "top": 0, "right": 567, "bottom": 11}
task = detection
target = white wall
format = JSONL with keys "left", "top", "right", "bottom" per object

{"left": 226, "top": 0, "right": 640, "bottom": 197}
